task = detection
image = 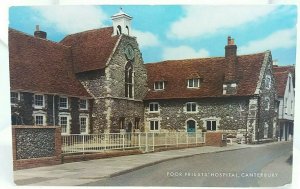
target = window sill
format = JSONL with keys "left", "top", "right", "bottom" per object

{"left": 59, "top": 107, "right": 68, "bottom": 110}
{"left": 34, "top": 106, "right": 45, "bottom": 109}
{"left": 185, "top": 112, "right": 199, "bottom": 114}
{"left": 80, "top": 133, "right": 89, "bottom": 135}
{"left": 149, "top": 111, "right": 160, "bottom": 113}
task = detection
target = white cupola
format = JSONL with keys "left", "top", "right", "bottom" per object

{"left": 111, "top": 8, "right": 133, "bottom": 36}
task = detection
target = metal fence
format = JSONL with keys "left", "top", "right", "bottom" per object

{"left": 62, "top": 132, "right": 206, "bottom": 154}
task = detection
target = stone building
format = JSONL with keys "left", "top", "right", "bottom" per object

{"left": 144, "top": 37, "right": 278, "bottom": 143}
{"left": 10, "top": 10, "right": 147, "bottom": 134}
{"left": 273, "top": 65, "right": 295, "bottom": 141}
{"left": 9, "top": 28, "right": 92, "bottom": 135}
{"left": 10, "top": 10, "right": 284, "bottom": 142}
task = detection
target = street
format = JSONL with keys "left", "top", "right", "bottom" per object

{"left": 84, "top": 142, "right": 292, "bottom": 187}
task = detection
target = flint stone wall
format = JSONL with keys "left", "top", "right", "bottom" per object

{"left": 15, "top": 128, "right": 55, "bottom": 159}
{"left": 12, "top": 125, "right": 62, "bottom": 170}
{"left": 145, "top": 98, "right": 249, "bottom": 132}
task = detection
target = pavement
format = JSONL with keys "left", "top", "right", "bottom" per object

{"left": 13, "top": 143, "right": 281, "bottom": 186}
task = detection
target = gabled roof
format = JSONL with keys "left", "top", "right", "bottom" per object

{"left": 145, "top": 52, "right": 266, "bottom": 100}
{"left": 60, "top": 27, "right": 120, "bottom": 73}
{"left": 273, "top": 65, "right": 295, "bottom": 97}
{"left": 9, "top": 28, "right": 91, "bottom": 98}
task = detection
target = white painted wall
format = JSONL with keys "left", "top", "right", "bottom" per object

{"left": 278, "top": 73, "right": 294, "bottom": 120}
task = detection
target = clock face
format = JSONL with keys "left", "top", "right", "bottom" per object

{"left": 125, "top": 45, "right": 134, "bottom": 60}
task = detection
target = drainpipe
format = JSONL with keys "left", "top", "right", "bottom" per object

{"left": 53, "top": 95, "right": 55, "bottom": 126}
{"left": 281, "top": 97, "right": 285, "bottom": 141}
{"left": 256, "top": 95, "right": 261, "bottom": 143}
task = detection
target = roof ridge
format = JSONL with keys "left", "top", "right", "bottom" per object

{"left": 61, "top": 26, "right": 113, "bottom": 39}
{"left": 146, "top": 52, "right": 266, "bottom": 65}
{"left": 9, "top": 27, "right": 70, "bottom": 48}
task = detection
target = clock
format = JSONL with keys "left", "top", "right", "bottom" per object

{"left": 125, "top": 45, "right": 134, "bottom": 60}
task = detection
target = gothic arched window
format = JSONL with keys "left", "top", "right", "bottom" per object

{"left": 125, "top": 62, "right": 133, "bottom": 98}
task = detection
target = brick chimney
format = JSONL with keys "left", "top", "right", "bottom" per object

{"left": 223, "top": 36, "right": 238, "bottom": 95}
{"left": 34, "top": 25, "right": 47, "bottom": 39}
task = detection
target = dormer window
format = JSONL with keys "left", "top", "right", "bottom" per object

{"left": 187, "top": 78, "right": 200, "bottom": 88}
{"left": 154, "top": 81, "right": 165, "bottom": 90}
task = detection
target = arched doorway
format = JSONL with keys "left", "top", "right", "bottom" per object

{"left": 125, "top": 122, "right": 133, "bottom": 133}
{"left": 187, "top": 119, "right": 196, "bottom": 132}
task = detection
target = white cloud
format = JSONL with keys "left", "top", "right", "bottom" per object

{"left": 168, "top": 5, "right": 277, "bottom": 39}
{"left": 132, "top": 29, "right": 160, "bottom": 48}
{"left": 239, "top": 28, "right": 296, "bottom": 54}
{"left": 163, "top": 46, "right": 209, "bottom": 60}
{"left": 31, "top": 6, "right": 108, "bottom": 34}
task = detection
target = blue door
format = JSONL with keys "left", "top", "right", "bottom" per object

{"left": 187, "top": 120, "right": 196, "bottom": 132}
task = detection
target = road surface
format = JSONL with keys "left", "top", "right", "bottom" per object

{"left": 84, "top": 142, "right": 292, "bottom": 187}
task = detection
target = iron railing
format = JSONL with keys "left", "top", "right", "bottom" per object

{"left": 62, "top": 132, "right": 206, "bottom": 154}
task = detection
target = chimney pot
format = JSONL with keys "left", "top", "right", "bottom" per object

{"left": 227, "top": 36, "right": 231, "bottom": 45}
{"left": 34, "top": 25, "right": 47, "bottom": 39}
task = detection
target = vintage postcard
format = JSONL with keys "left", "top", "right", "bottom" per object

{"left": 8, "top": 3, "right": 296, "bottom": 188}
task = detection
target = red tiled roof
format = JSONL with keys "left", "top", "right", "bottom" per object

{"left": 60, "top": 27, "right": 120, "bottom": 73}
{"left": 273, "top": 72, "right": 288, "bottom": 97}
{"left": 145, "top": 53, "right": 266, "bottom": 100}
{"left": 9, "top": 29, "right": 91, "bottom": 98}
{"left": 273, "top": 65, "right": 295, "bottom": 97}
{"left": 273, "top": 65, "right": 295, "bottom": 74}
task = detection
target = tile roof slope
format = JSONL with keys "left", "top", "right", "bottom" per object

{"left": 9, "top": 28, "right": 91, "bottom": 98}
{"left": 60, "top": 27, "right": 120, "bottom": 73}
{"left": 145, "top": 52, "right": 266, "bottom": 100}
{"left": 273, "top": 71, "right": 288, "bottom": 97}
{"left": 273, "top": 65, "right": 295, "bottom": 97}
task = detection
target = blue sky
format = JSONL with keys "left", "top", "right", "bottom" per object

{"left": 9, "top": 5, "right": 297, "bottom": 65}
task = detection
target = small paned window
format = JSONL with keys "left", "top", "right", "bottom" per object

{"left": 150, "top": 120, "right": 159, "bottom": 131}
{"left": 80, "top": 99, "right": 88, "bottom": 110}
{"left": 80, "top": 116, "right": 88, "bottom": 134}
{"left": 60, "top": 116, "right": 68, "bottom": 134}
{"left": 154, "top": 81, "right": 165, "bottom": 90}
{"left": 35, "top": 115, "right": 44, "bottom": 126}
{"left": 186, "top": 102, "right": 197, "bottom": 112}
{"left": 34, "top": 94, "right": 44, "bottom": 107}
{"left": 149, "top": 102, "right": 159, "bottom": 112}
{"left": 187, "top": 78, "right": 200, "bottom": 88}
{"left": 59, "top": 97, "right": 68, "bottom": 109}
{"left": 206, "top": 120, "right": 217, "bottom": 131}
{"left": 11, "top": 92, "right": 19, "bottom": 104}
